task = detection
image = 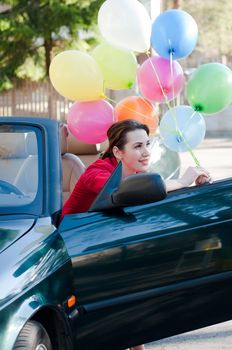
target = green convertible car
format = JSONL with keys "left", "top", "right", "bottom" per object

{"left": 0, "top": 117, "right": 232, "bottom": 350}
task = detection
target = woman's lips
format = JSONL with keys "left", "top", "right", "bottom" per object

{"left": 139, "top": 159, "right": 149, "bottom": 165}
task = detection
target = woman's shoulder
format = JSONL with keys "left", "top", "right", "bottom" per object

{"left": 78, "top": 157, "right": 118, "bottom": 186}
{"left": 86, "top": 157, "right": 118, "bottom": 172}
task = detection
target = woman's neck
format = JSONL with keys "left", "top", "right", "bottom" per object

{"left": 122, "top": 164, "right": 136, "bottom": 178}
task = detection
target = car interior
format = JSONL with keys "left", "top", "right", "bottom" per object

{"left": 0, "top": 130, "right": 38, "bottom": 202}
{"left": 0, "top": 124, "right": 104, "bottom": 206}
{"left": 0, "top": 123, "right": 174, "bottom": 219}
{"left": 60, "top": 124, "right": 106, "bottom": 204}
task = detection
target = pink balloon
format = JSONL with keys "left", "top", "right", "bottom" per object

{"left": 137, "top": 55, "right": 185, "bottom": 102}
{"left": 67, "top": 100, "right": 115, "bottom": 144}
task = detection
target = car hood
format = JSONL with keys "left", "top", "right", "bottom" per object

{"left": 0, "top": 218, "right": 35, "bottom": 254}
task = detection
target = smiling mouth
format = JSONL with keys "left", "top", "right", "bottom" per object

{"left": 139, "top": 159, "right": 149, "bottom": 165}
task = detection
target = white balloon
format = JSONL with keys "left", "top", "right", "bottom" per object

{"left": 98, "top": 0, "right": 151, "bottom": 53}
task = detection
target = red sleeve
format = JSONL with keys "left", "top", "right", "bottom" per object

{"left": 82, "top": 167, "right": 112, "bottom": 194}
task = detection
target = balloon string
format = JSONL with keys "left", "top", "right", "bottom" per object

{"left": 162, "top": 116, "right": 201, "bottom": 165}
{"left": 140, "top": 94, "right": 158, "bottom": 111}
{"left": 145, "top": 52, "right": 200, "bottom": 166}
{"left": 160, "top": 129, "right": 200, "bottom": 166}
{"left": 179, "top": 111, "right": 201, "bottom": 166}
{"left": 145, "top": 52, "right": 179, "bottom": 132}
{"left": 102, "top": 94, "right": 156, "bottom": 122}
{"left": 181, "top": 110, "right": 197, "bottom": 133}
{"left": 169, "top": 49, "right": 176, "bottom": 108}
{"left": 145, "top": 52, "right": 172, "bottom": 110}
{"left": 177, "top": 129, "right": 201, "bottom": 166}
{"left": 140, "top": 96, "right": 160, "bottom": 122}
{"left": 112, "top": 109, "right": 117, "bottom": 123}
{"left": 169, "top": 51, "right": 179, "bottom": 133}
{"left": 162, "top": 123, "right": 176, "bottom": 133}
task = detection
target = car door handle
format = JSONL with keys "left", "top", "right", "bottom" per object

{"left": 195, "top": 238, "right": 222, "bottom": 252}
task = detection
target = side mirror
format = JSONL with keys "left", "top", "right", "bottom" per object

{"left": 89, "top": 161, "right": 167, "bottom": 212}
{"left": 112, "top": 173, "right": 167, "bottom": 207}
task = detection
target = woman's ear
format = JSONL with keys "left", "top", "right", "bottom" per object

{"left": 112, "top": 146, "right": 123, "bottom": 161}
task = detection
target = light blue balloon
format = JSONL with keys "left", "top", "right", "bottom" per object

{"left": 159, "top": 105, "right": 206, "bottom": 152}
{"left": 151, "top": 10, "right": 198, "bottom": 60}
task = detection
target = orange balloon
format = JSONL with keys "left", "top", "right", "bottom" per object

{"left": 115, "top": 96, "right": 159, "bottom": 134}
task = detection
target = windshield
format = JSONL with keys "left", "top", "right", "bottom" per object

{"left": 0, "top": 125, "right": 38, "bottom": 207}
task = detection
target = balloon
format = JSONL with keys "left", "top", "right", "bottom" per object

{"left": 98, "top": 0, "right": 151, "bottom": 53}
{"left": 186, "top": 63, "right": 232, "bottom": 114}
{"left": 92, "top": 43, "right": 137, "bottom": 90}
{"left": 67, "top": 100, "right": 115, "bottom": 144}
{"left": 148, "top": 137, "right": 181, "bottom": 179}
{"left": 115, "top": 96, "right": 159, "bottom": 134}
{"left": 159, "top": 105, "right": 206, "bottom": 152}
{"left": 137, "top": 55, "right": 185, "bottom": 102}
{"left": 49, "top": 50, "right": 104, "bottom": 101}
{"left": 151, "top": 10, "right": 198, "bottom": 60}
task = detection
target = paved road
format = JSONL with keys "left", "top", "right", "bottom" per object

{"left": 145, "top": 136, "right": 232, "bottom": 349}
{"left": 179, "top": 137, "right": 232, "bottom": 180}
{"left": 146, "top": 320, "right": 232, "bottom": 349}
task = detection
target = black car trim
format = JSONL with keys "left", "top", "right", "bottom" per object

{"left": 80, "top": 270, "right": 232, "bottom": 313}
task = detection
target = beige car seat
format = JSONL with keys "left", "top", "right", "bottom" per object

{"left": 67, "top": 133, "right": 102, "bottom": 167}
{"left": 0, "top": 133, "right": 28, "bottom": 183}
{"left": 13, "top": 132, "right": 38, "bottom": 196}
{"left": 60, "top": 125, "right": 86, "bottom": 204}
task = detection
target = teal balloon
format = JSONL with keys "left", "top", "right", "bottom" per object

{"left": 159, "top": 105, "right": 206, "bottom": 152}
{"left": 186, "top": 63, "right": 232, "bottom": 114}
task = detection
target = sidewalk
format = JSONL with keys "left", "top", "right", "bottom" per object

{"left": 179, "top": 136, "right": 232, "bottom": 180}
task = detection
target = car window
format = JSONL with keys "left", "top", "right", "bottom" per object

{"left": 0, "top": 126, "right": 38, "bottom": 207}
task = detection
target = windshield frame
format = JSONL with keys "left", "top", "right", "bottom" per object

{"left": 0, "top": 124, "right": 43, "bottom": 216}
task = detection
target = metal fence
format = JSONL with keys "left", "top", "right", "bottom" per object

{"left": 0, "top": 53, "right": 231, "bottom": 122}
{"left": 0, "top": 80, "right": 72, "bottom": 121}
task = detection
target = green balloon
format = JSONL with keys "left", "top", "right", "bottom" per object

{"left": 186, "top": 63, "right": 232, "bottom": 114}
{"left": 92, "top": 43, "right": 137, "bottom": 90}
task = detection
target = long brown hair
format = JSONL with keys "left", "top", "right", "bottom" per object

{"left": 102, "top": 119, "right": 150, "bottom": 159}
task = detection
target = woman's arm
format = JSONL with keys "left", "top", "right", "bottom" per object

{"left": 165, "top": 166, "right": 212, "bottom": 192}
{"left": 83, "top": 167, "right": 112, "bottom": 193}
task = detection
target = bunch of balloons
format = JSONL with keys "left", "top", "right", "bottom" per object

{"left": 149, "top": 8, "right": 232, "bottom": 153}
{"left": 49, "top": 0, "right": 232, "bottom": 153}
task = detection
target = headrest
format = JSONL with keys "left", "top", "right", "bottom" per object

{"left": 98, "top": 139, "right": 109, "bottom": 153}
{"left": 0, "top": 133, "right": 27, "bottom": 159}
{"left": 67, "top": 133, "right": 100, "bottom": 155}
{"left": 25, "top": 132, "right": 37, "bottom": 155}
{"left": 60, "top": 124, "right": 68, "bottom": 155}
{"left": 60, "top": 123, "right": 109, "bottom": 156}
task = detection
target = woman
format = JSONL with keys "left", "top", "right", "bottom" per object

{"left": 62, "top": 119, "right": 211, "bottom": 218}
{"left": 61, "top": 119, "right": 211, "bottom": 350}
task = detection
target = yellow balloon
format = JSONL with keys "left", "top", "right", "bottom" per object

{"left": 92, "top": 43, "right": 137, "bottom": 90}
{"left": 49, "top": 50, "right": 104, "bottom": 101}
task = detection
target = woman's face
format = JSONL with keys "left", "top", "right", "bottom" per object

{"left": 114, "top": 129, "right": 151, "bottom": 176}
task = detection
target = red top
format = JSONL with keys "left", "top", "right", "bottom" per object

{"left": 61, "top": 156, "right": 118, "bottom": 218}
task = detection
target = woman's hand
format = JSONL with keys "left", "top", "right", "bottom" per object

{"left": 165, "top": 166, "right": 212, "bottom": 192}
{"left": 179, "top": 166, "right": 212, "bottom": 187}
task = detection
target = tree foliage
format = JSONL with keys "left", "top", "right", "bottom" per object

{"left": 0, "top": 0, "right": 104, "bottom": 90}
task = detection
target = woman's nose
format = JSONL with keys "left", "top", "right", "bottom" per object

{"left": 143, "top": 147, "right": 151, "bottom": 156}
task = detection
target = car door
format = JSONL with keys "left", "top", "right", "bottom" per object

{"left": 60, "top": 179, "right": 232, "bottom": 350}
